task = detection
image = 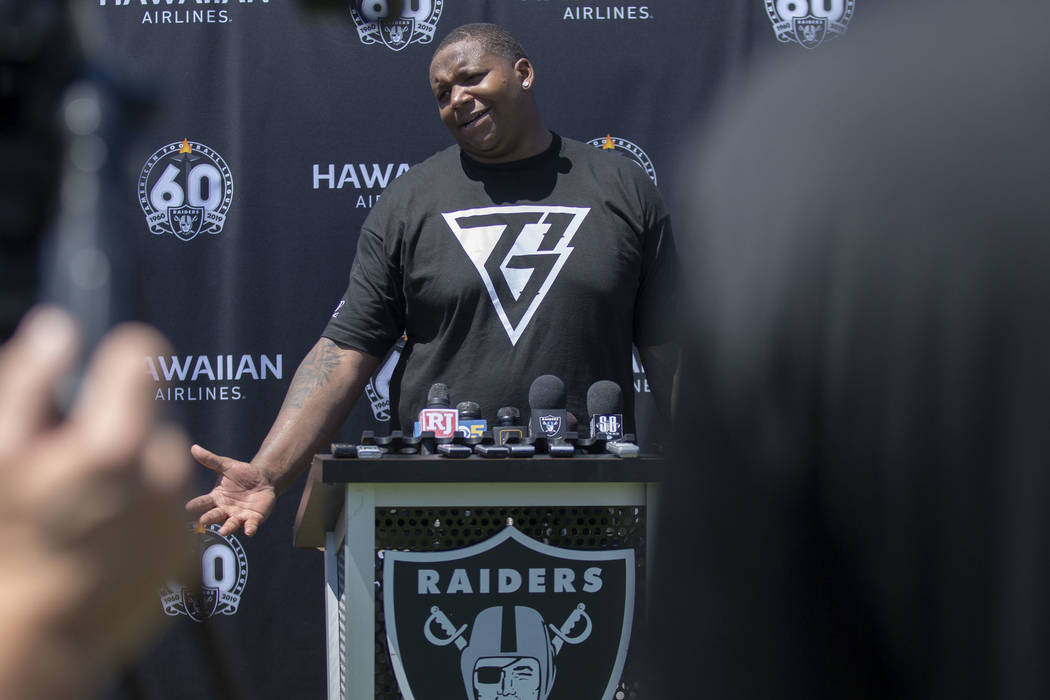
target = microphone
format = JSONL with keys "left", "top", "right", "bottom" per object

{"left": 528, "top": 375, "right": 567, "bottom": 440}
{"left": 428, "top": 382, "right": 450, "bottom": 408}
{"left": 584, "top": 379, "right": 639, "bottom": 458}
{"left": 528, "top": 375, "right": 574, "bottom": 457}
{"left": 587, "top": 380, "right": 625, "bottom": 440}
{"left": 457, "top": 400, "right": 480, "bottom": 418}
{"left": 489, "top": 406, "right": 533, "bottom": 457}
{"left": 455, "top": 400, "right": 487, "bottom": 439}
{"left": 492, "top": 406, "right": 527, "bottom": 446}
{"left": 414, "top": 382, "right": 458, "bottom": 438}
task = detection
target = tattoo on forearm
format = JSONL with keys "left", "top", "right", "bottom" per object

{"left": 285, "top": 339, "right": 345, "bottom": 409}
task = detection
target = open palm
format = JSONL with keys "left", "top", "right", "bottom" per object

{"left": 186, "top": 444, "right": 276, "bottom": 537}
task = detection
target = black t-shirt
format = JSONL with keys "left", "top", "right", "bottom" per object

{"left": 323, "top": 133, "right": 675, "bottom": 432}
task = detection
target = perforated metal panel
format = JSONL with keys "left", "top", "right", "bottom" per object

{"left": 373, "top": 505, "right": 647, "bottom": 699}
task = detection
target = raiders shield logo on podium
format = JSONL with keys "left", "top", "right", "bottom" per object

{"left": 383, "top": 525, "right": 635, "bottom": 700}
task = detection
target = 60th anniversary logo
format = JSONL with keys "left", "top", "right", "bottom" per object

{"left": 139, "top": 139, "right": 233, "bottom": 242}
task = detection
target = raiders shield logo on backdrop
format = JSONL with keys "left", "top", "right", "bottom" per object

{"left": 383, "top": 526, "right": 635, "bottom": 700}
{"left": 167, "top": 204, "right": 204, "bottom": 242}
{"left": 793, "top": 15, "right": 828, "bottom": 49}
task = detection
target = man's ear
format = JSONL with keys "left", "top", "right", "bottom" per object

{"left": 515, "top": 57, "right": 535, "bottom": 89}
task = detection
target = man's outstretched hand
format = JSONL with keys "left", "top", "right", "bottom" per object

{"left": 186, "top": 445, "right": 276, "bottom": 537}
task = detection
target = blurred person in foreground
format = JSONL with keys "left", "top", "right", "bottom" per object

{"left": 655, "top": 0, "right": 1050, "bottom": 697}
{"left": 1, "top": 2, "right": 196, "bottom": 697}
{"left": 0, "top": 308, "right": 195, "bottom": 699}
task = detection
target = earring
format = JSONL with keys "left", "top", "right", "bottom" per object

{"left": 523, "top": 80, "right": 530, "bottom": 88}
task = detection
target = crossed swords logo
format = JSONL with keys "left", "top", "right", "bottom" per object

{"left": 424, "top": 603, "right": 593, "bottom": 653}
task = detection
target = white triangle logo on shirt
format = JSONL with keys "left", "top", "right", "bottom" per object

{"left": 443, "top": 205, "right": 590, "bottom": 345}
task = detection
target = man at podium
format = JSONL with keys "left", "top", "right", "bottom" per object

{"left": 187, "top": 22, "right": 678, "bottom": 537}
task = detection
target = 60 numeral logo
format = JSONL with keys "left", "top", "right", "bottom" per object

{"left": 356, "top": 0, "right": 434, "bottom": 22}
{"left": 774, "top": 0, "right": 848, "bottom": 20}
{"left": 149, "top": 162, "right": 224, "bottom": 212}
{"left": 138, "top": 139, "right": 233, "bottom": 242}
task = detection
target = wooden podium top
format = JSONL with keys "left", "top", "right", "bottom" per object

{"left": 292, "top": 453, "right": 666, "bottom": 549}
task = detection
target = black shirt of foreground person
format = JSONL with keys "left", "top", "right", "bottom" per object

{"left": 655, "top": 1, "right": 1050, "bottom": 698}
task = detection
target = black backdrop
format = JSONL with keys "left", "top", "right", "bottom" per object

{"left": 76, "top": 2, "right": 864, "bottom": 698}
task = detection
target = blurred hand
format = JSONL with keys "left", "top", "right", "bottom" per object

{"left": 187, "top": 445, "right": 276, "bottom": 537}
{"left": 0, "top": 307, "right": 195, "bottom": 700}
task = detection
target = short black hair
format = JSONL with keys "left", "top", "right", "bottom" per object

{"left": 433, "top": 23, "right": 528, "bottom": 64}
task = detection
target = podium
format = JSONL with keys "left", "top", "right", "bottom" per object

{"left": 293, "top": 453, "right": 664, "bottom": 700}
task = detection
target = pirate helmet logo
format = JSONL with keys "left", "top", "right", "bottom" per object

{"left": 384, "top": 526, "right": 633, "bottom": 700}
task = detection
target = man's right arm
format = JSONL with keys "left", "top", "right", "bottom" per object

{"left": 187, "top": 337, "right": 381, "bottom": 536}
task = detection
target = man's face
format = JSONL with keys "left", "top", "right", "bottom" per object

{"left": 429, "top": 39, "right": 534, "bottom": 163}
{"left": 472, "top": 657, "right": 541, "bottom": 700}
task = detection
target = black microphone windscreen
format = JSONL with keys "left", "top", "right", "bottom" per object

{"left": 426, "top": 382, "right": 450, "bottom": 408}
{"left": 497, "top": 406, "right": 520, "bottom": 425}
{"left": 587, "top": 380, "right": 623, "bottom": 415}
{"left": 457, "top": 401, "right": 481, "bottom": 419}
{"left": 528, "top": 374, "right": 565, "bottom": 409}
